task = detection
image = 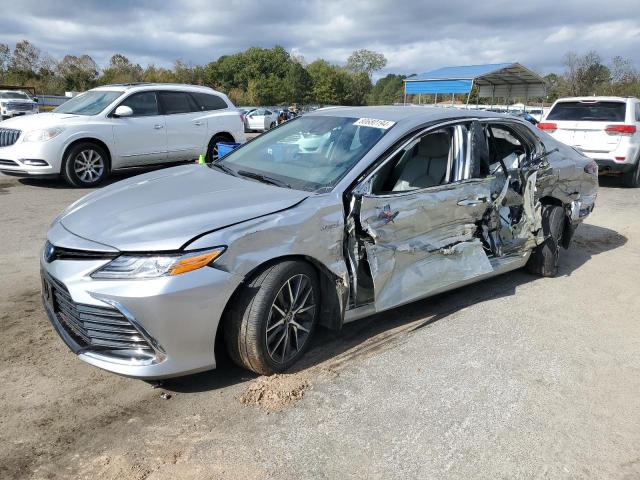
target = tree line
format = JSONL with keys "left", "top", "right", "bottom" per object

{"left": 1, "top": 40, "right": 639, "bottom": 106}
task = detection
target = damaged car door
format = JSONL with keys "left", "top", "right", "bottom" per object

{"left": 349, "top": 122, "right": 496, "bottom": 312}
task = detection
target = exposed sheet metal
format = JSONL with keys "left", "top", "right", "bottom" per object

{"left": 357, "top": 180, "right": 495, "bottom": 311}
{"left": 364, "top": 238, "right": 493, "bottom": 311}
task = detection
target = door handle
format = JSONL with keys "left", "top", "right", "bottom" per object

{"left": 457, "top": 196, "right": 488, "bottom": 207}
{"left": 194, "top": 121, "right": 204, "bottom": 126}
{"left": 154, "top": 124, "right": 164, "bottom": 129}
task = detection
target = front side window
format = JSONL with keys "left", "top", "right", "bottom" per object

{"left": 370, "top": 129, "right": 454, "bottom": 194}
{"left": 158, "top": 91, "right": 196, "bottom": 115}
{"left": 119, "top": 91, "right": 159, "bottom": 116}
{"left": 218, "top": 116, "right": 390, "bottom": 192}
{"left": 546, "top": 101, "right": 626, "bottom": 122}
{"left": 54, "top": 90, "right": 123, "bottom": 116}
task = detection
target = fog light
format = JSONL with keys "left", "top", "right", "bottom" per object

{"left": 21, "top": 159, "right": 49, "bottom": 166}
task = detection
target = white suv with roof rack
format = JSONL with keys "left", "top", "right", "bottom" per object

{"left": 0, "top": 83, "right": 245, "bottom": 187}
{"left": 539, "top": 96, "right": 640, "bottom": 187}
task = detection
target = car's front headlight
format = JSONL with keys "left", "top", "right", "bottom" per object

{"left": 91, "top": 247, "right": 225, "bottom": 279}
{"left": 22, "top": 127, "right": 65, "bottom": 142}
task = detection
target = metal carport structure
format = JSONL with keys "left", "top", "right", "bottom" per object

{"left": 403, "top": 63, "right": 546, "bottom": 108}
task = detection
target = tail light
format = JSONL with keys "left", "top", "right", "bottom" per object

{"left": 584, "top": 160, "right": 598, "bottom": 175}
{"left": 538, "top": 122, "right": 557, "bottom": 132}
{"left": 604, "top": 124, "right": 636, "bottom": 135}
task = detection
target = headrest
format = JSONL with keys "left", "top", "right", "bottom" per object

{"left": 418, "top": 132, "right": 451, "bottom": 158}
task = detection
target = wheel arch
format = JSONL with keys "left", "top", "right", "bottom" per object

{"left": 208, "top": 131, "right": 236, "bottom": 144}
{"left": 62, "top": 137, "right": 112, "bottom": 169}
{"left": 215, "top": 254, "right": 345, "bottom": 362}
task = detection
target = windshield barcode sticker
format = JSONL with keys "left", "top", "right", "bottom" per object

{"left": 353, "top": 118, "right": 395, "bottom": 129}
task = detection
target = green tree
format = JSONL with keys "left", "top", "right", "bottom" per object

{"left": 346, "top": 49, "right": 387, "bottom": 79}
{"left": 564, "top": 51, "right": 610, "bottom": 96}
{"left": 368, "top": 74, "right": 406, "bottom": 105}
{"left": 57, "top": 54, "right": 98, "bottom": 91}
{"left": 10, "top": 40, "right": 41, "bottom": 74}
{"left": 284, "top": 62, "right": 313, "bottom": 104}
{"left": 100, "top": 54, "right": 143, "bottom": 84}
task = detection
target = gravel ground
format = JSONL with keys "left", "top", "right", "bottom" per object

{"left": 0, "top": 173, "right": 638, "bottom": 480}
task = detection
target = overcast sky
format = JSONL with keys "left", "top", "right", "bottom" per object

{"left": 2, "top": 0, "right": 640, "bottom": 78}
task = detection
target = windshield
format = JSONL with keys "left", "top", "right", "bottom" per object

{"left": 53, "top": 90, "right": 123, "bottom": 116}
{"left": 218, "top": 115, "right": 391, "bottom": 192}
{"left": 546, "top": 101, "right": 626, "bottom": 122}
{"left": 0, "top": 92, "right": 30, "bottom": 100}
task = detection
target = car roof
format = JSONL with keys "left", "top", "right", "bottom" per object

{"left": 309, "top": 105, "right": 508, "bottom": 123}
{"left": 553, "top": 96, "right": 638, "bottom": 103}
{"left": 89, "top": 83, "right": 225, "bottom": 95}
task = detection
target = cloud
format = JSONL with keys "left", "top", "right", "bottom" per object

{"left": 1, "top": 0, "right": 639, "bottom": 77}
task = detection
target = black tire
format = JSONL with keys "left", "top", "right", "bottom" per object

{"left": 269, "top": 121, "right": 276, "bottom": 129}
{"left": 62, "top": 142, "right": 109, "bottom": 187}
{"left": 224, "top": 261, "right": 319, "bottom": 375}
{"left": 621, "top": 160, "right": 640, "bottom": 188}
{"left": 205, "top": 134, "right": 233, "bottom": 163}
{"left": 526, "top": 205, "right": 566, "bottom": 277}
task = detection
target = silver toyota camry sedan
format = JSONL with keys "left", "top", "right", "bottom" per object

{"left": 41, "top": 106, "right": 598, "bottom": 378}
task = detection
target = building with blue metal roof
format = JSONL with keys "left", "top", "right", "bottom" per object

{"left": 404, "top": 63, "right": 546, "bottom": 105}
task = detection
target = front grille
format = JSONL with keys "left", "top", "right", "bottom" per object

{"left": 0, "top": 128, "right": 21, "bottom": 147}
{"left": 0, "top": 159, "right": 18, "bottom": 166}
{"left": 42, "top": 272, "right": 154, "bottom": 354}
{"left": 6, "top": 101, "right": 34, "bottom": 111}
{"left": 43, "top": 241, "right": 119, "bottom": 263}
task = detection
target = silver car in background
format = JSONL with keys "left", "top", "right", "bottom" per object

{"left": 41, "top": 107, "right": 598, "bottom": 379}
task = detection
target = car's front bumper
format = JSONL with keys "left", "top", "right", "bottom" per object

{"left": 0, "top": 137, "right": 64, "bottom": 176}
{"left": 1, "top": 109, "right": 38, "bottom": 118}
{"left": 40, "top": 246, "right": 243, "bottom": 379}
{"left": 594, "top": 159, "right": 636, "bottom": 175}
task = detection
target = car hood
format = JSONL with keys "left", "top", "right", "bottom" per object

{"left": 58, "top": 165, "right": 309, "bottom": 251}
{"left": 1, "top": 112, "right": 83, "bottom": 129}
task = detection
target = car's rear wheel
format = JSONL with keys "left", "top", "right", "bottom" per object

{"left": 206, "top": 134, "right": 233, "bottom": 163}
{"left": 269, "top": 121, "right": 276, "bottom": 129}
{"left": 62, "top": 142, "right": 109, "bottom": 187}
{"left": 621, "top": 159, "right": 640, "bottom": 188}
{"left": 225, "top": 261, "right": 319, "bottom": 375}
{"left": 526, "top": 205, "right": 565, "bottom": 277}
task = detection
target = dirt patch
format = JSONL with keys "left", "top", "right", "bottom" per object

{"left": 238, "top": 374, "right": 310, "bottom": 412}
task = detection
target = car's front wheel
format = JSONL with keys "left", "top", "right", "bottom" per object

{"left": 62, "top": 142, "right": 109, "bottom": 187}
{"left": 225, "top": 261, "right": 319, "bottom": 375}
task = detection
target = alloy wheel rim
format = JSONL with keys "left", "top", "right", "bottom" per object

{"left": 74, "top": 149, "right": 104, "bottom": 183}
{"left": 265, "top": 274, "right": 316, "bottom": 364}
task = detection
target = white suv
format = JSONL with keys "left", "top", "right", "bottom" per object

{"left": 539, "top": 96, "right": 640, "bottom": 187}
{"left": 0, "top": 83, "right": 245, "bottom": 187}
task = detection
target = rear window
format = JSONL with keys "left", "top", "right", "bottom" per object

{"left": 546, "top": 101, "right": 626, "bottom": 122}
{"left": 191, "top": 92, "right": 228, "bottom": 111}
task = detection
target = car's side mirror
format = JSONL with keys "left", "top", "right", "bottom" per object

{"left": 114, "top": 105, "right": 133, "bottom": 118}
